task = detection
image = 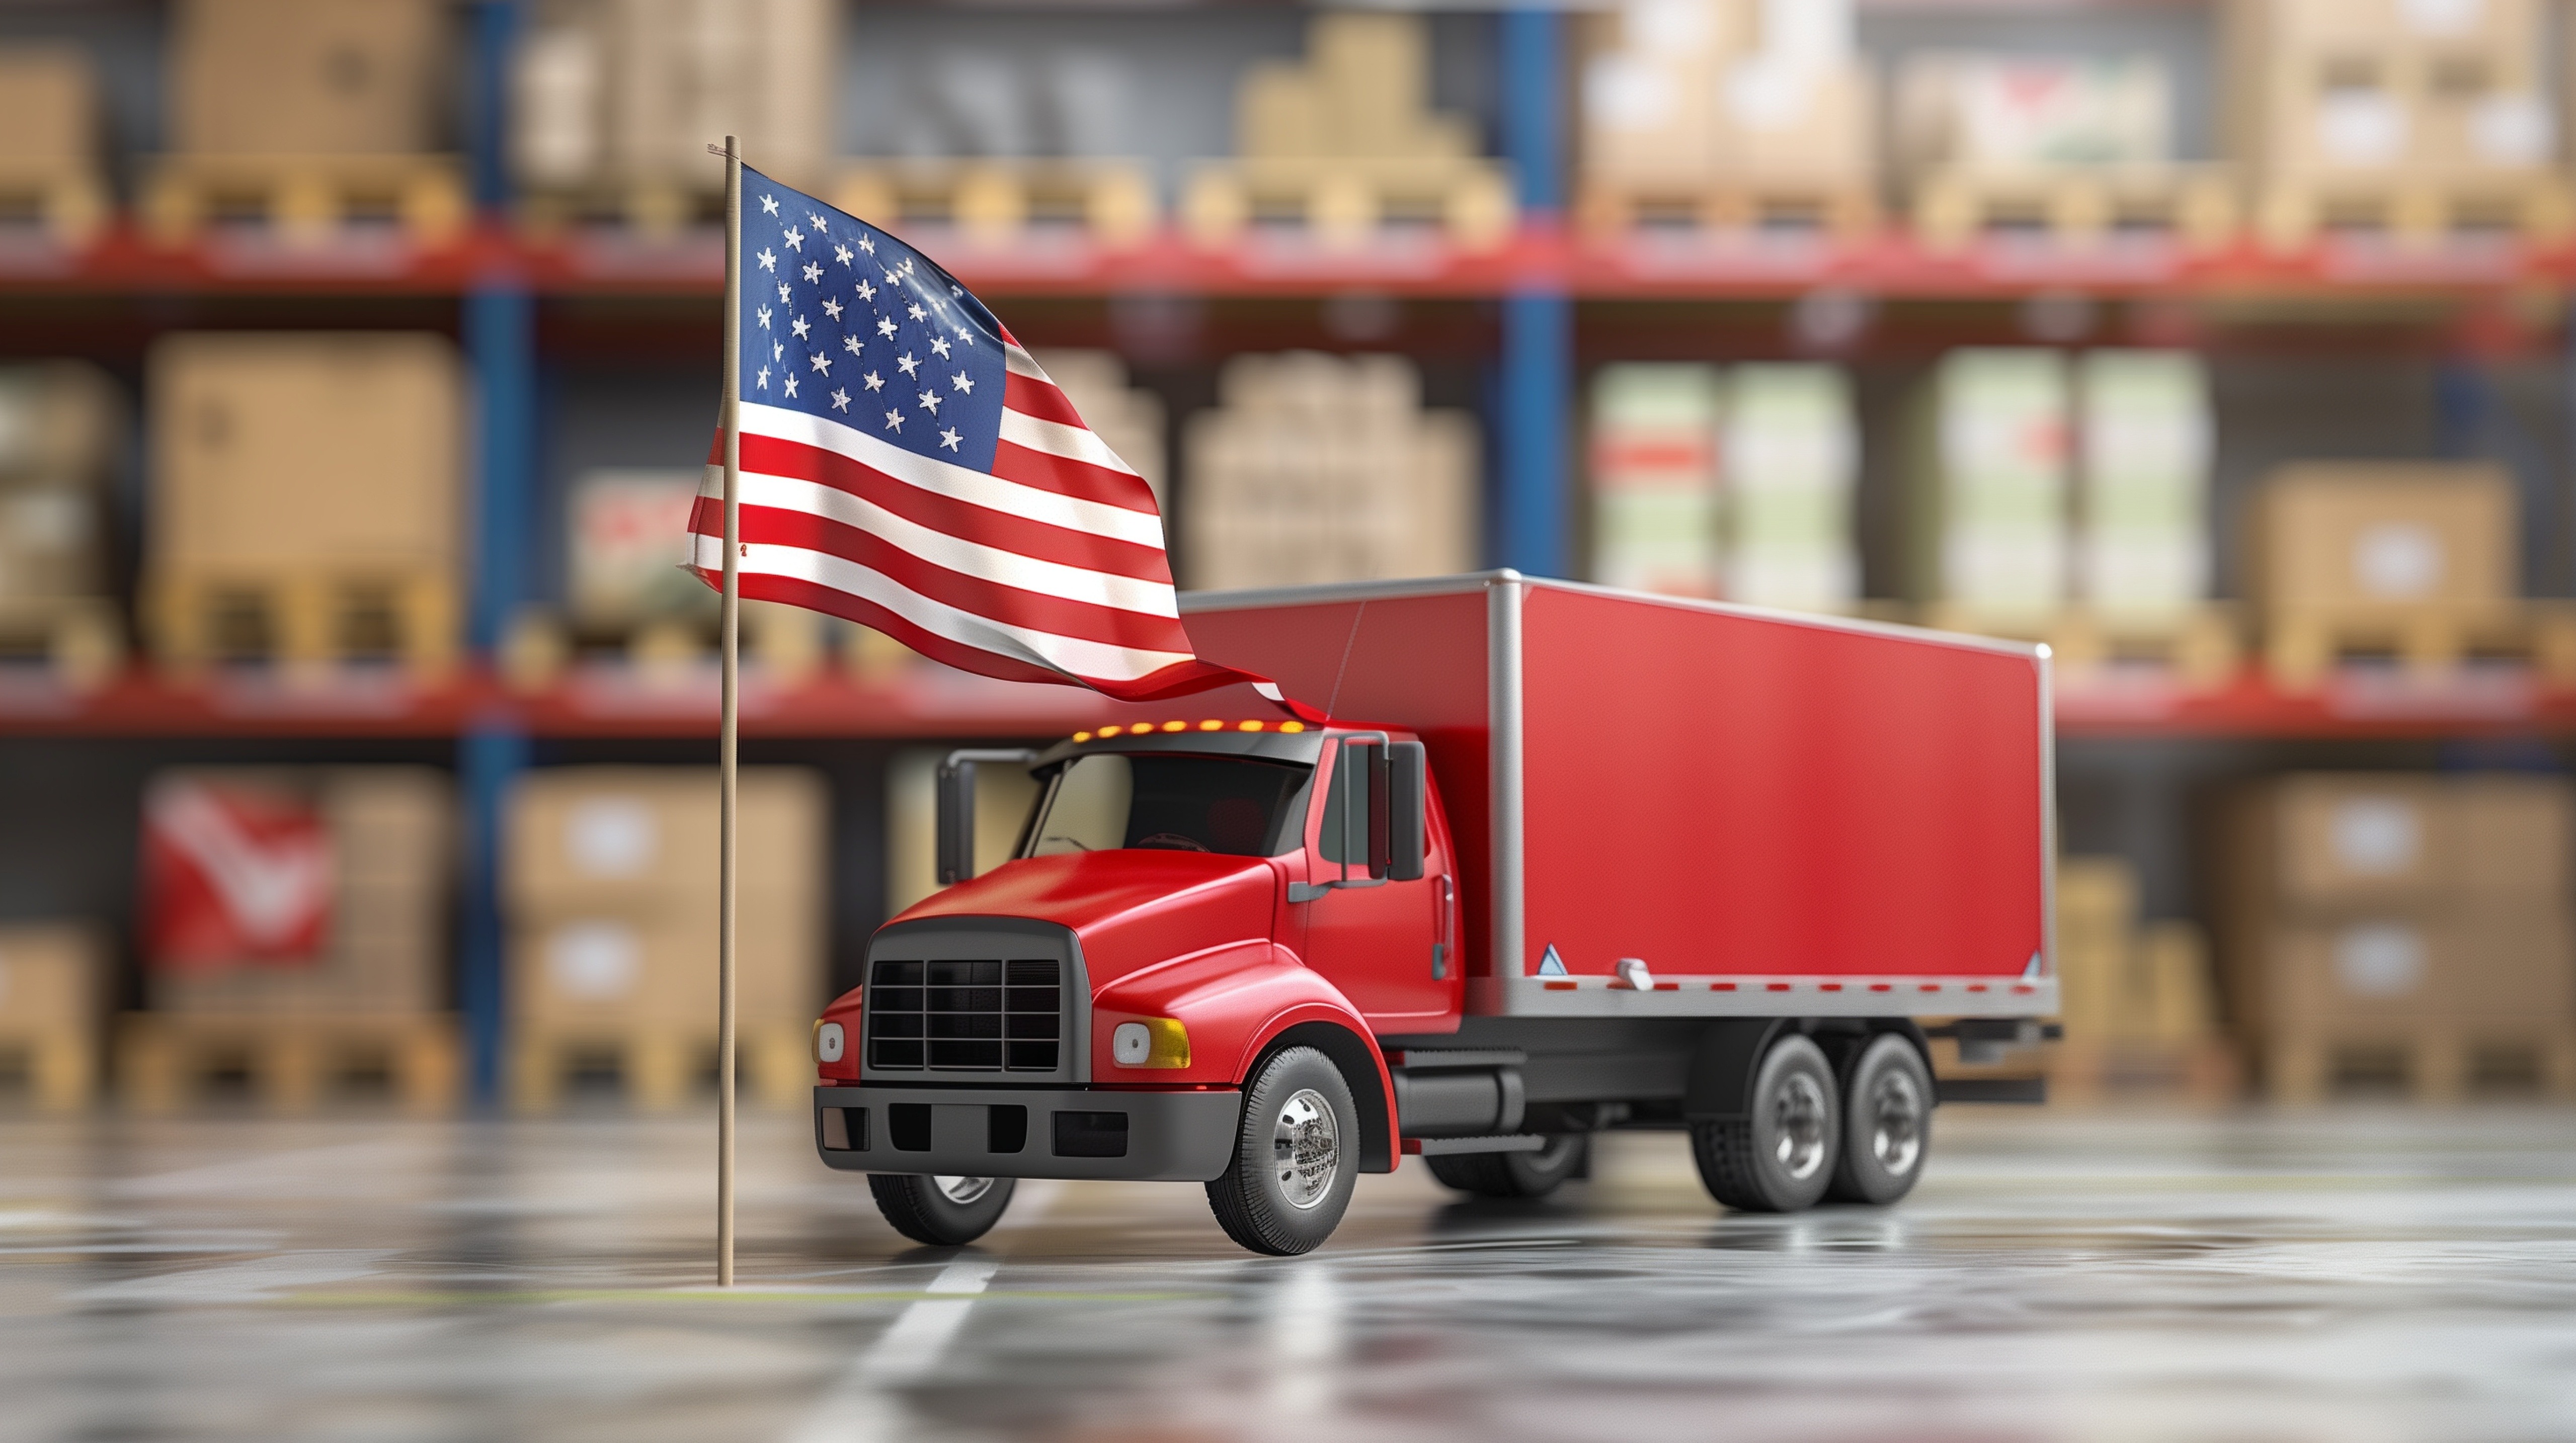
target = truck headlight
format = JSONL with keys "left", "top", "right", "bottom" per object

{"left": 1110, "top": 1018, "right": 1189, "bottom": 1068}
{"left": 815, "top": 1021, "right": 845, "bottom": 1064}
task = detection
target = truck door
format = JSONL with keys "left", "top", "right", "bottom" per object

{"left": 1294, "top": 738, "right": 1454, "bottom": 1028}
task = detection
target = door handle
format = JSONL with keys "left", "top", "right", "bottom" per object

{"left": 1433, "top": 875, "right": 1454, "bottom": 980}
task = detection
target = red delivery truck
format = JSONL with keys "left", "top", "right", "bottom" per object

{"left": 811, "top": 573, "right": 2055, "bottom": 1255}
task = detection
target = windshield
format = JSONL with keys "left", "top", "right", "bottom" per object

{"left": 1022, "top": 752, "right": 1312, "bottom": 859}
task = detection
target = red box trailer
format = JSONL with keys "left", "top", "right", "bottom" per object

{"left": 812, "top": 574, "right": 2055, "bottom": 1255}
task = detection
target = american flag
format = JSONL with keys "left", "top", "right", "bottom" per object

{"left": 689, "top": 165, "right": 1293, "bottom": 705}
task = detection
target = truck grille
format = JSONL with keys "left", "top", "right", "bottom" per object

{"left": 865, "top": 957, "right": 1063, "bottom": 1073}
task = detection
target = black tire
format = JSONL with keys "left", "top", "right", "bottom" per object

{"left": 1205, "top": 1045, "right": 1359, "bottom": 1255}
{"left": 1689, "top": 1033, "right": 1841, "bottom": 1213}
{"left": 1425, "top": 1133, "right": 1590, "bottom": 1199}
{"left": 1826, "top": 1033, "right": 1934, "bottom": 1205}
{"left": 868, "top": 1173, "right": 1016, "bottom": 1246}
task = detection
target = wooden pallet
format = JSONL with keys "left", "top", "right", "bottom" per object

{"left": 140, "top": 153, "right": 468, "bottom": 247}
{"left": 118, "top": 1012, "right": 459, "bottom": 1115}
{"left": 0, "top": 597, "right": 123, "bottom": 689}
{"left": 2045, "top": 1038, "right": 2241, "bottom": 1108}
{"left": 149, "top": 571, "right": 457, "bottom": 678}
{"left": 1183, "top": 157, "right": 1514, "bottom": 250}
{"left": 1577, "top": 179, "right": 1876, "bottom": 241}
{"left": 509, "top": 1022, "right": 812, "bottom": 1114}
{"left": 2255, "top": 175, "right": 2576, "bottom": 251}
{"left": 833, "top": 160, "right": 1156, "bottom": 248}
{"left": 1923, "top": 602, "right": 2242, "bottom": 692}
{"left": 497, "top": 603, "right": 830, "bottom": 691}
{"left": 2257, "top": 1026, "right": 2576, "bottom": 1105}
{"left": 0, "top": 1030, "right": 99, "bottom": 1113}
{"left": 518, "top": 178, "right": 726, "bottom": 238}
{"left": 0, "top": 160, "right": 108, "bottom": 247}
{"left": 1913, "top": 165, "right": 2235, "bottom": 252}
{"left": 2264, "top": 600, "right": 2576, "bottom": 691}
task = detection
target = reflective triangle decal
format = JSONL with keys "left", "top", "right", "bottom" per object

{"left": 2023, "top": 951, "right": 2044, "bottom": 979}
{"left": 1537, "top": 945, "right": 1568, "bottom": 977}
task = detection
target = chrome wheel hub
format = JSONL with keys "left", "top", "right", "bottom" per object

{"left": 1771, "top": 1071, "right": 1829, "bottom": 1181}
{"left": 1270, "top": 1088, "right": 1341, "bottom": 1209}
{"left": 1867, "top": 1070, "right": 1925, "bottom": 1177}
{"left": 933, "top": 1175, "right": 996, "bottom": 1205}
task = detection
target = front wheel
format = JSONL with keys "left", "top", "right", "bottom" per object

{"left": 1205, "top": 1046, "right": 1359, "bottom": 1255}
{"left": 1689, "top": 1033, "right": 1840, "bottom": 1213}
{"left": 1426, "top": 1133, "right": 1590, "bottom": 1199}
{"left": 1827, "top": 1033, "right": 1933, "bottom": 1205}
{"left": 869, "top": 1173, "right": 1016, "bottom": 1246}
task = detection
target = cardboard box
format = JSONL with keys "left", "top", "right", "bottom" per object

{"left": 1590, "top": 363, "right": 1722, "bottom": 597}
{"left": 148, "top": 332, "right": 461, "bottom": 576}
{"left": 2244, "top": 911, "right": 2573, "bottom": 1033}
{"left": 1238, "top": 11, "right": 1473, "bottom": 161}
{"left": 0, "top": 45, "right": 98, "bottom": 169}
{"left": 2225, "top": 0, "right": 2549, "bottom": 177}
{"left": 1723, "top": 363, "right": 1858, "bottom": 612}
{"left": 512, "top": 902, "right": 817, "bottom": 1028}
{"left": 168, "top": 0, "right": 448, "bottom": 156}
{"left": 2077, "top": 350, "right": 2212, "bottom": 617}
{"left": 507, "top": 767, "right": 824, "bottom": 917}
{"left": 2453, "top": 775, "right": 2570, "bottom": 902}
{"left": 0, "top": 362, "right": 122, "bottom": 484}
{"left": 2260, "top": 773, "right": 2452, "bottom": 906}
{"left": 147, "top": 768, "right": 451, "bottom": 1015}
{"left": 1895, "top": 52, "right": 2174, "bottom": 179}
{"left": 2243, "top": 461, "right": 2515, "bottom": 618}
{"left": 517, "top": 0, "right": 837, "bottom": 191}
{"left": 0, "top": 922, "right": 102, "bottom": 1036}
{"left": 1908, "top": 349, "right": 2071, "bottom": 614}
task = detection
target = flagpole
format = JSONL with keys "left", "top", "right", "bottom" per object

{"left": 717, "top": 134, "right": 743, "bottom": 1290}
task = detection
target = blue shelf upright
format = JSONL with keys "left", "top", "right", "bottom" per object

{"left": 1495, "top": 7, "right": 1572, "bottom": 581}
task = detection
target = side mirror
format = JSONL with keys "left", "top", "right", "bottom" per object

{"left": 936, "top": 748, "right": 1038, "bottom": 885}
{"left": 1383, "top": 741, "right": 1427, "bottom": 882}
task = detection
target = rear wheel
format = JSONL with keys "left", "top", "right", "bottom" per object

{"left": 1426, "top": 1134, "right": 1590, "bottom": 1199}
{"left": 1205, "top": 1046, "right": 1358, "bottom": 1255}
{"left": 1690, "top": 1033, "right": 1840, "bottom": 1213}
{"left": 1827, "top": 1033, "right": 1933, "bottom": 1205}
{"left": 869, "top": 1173, "right": 1016, "bottom": 1246}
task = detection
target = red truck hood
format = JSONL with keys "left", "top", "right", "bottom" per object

{"left": 887, "top": 850, "right": 1278, "bottom": 985}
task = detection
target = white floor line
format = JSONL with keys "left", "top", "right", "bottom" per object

{"left": 781, "top": 1183, "right": 1057, "bottom": 1443}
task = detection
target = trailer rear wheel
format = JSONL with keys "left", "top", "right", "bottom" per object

{"left": 1205, "top": 1046, "right": 1358, "bottom": 1255}
{"left": 1689, "top": 1034, "right": 1840, "bottom": 1213}
{"left": 1827, "top": 1033, "right": 1933, "bottom": 1205}
{"left": 1426, "top": 1133, "right": 1589, "bottom": 1199}
{"left": 868, "top": 1173, "right": 1017, "bottom": 1247}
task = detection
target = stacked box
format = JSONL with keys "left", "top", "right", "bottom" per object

{"left": 1909, "top": 350, "right": 2071, "bottom": 618}
{"left": 513, "top": 0, "right": 837, "bottom": 194}
{"left": 1589, "top": 364, "right": 1722, "bottom": 598}
{"left": 2243, "top": 461, "right": 2516, "bottom": 620}
{"left": 0, "top": 364, "right": 123, "bottom": 670}
{"left": 1896, "top": 53, "right": 2175, "bottom": 180}
{"left": 0, "top": 923, "right": 104, "bottom": 1111}
{"left": 1181, "top": 353, "right": 1478, "bottom": 591}
{"left": 168, "top": 0, "right": 448, "bottom": 155}
{"left": 1580, "top": 0, "right": 1873, "bottom": 194}
{"left": 0, "top": 45, "right": 109, "bottom": 242}
{"left": 2056, "top": 857, "right": 2218, "bottom": 1051}
{"left": 1028, "top": 350, "right": 1169, "bottom": 511}
{"left": 2217, "top": 773, "right": 2576, "bottom": 1096}
{"left": 2227, "top": 0, "right": 2553, "bottom": 178}
{"left": 146, "top": 332, "right": 461, "bottom": 667}
{"left": 147, "top": 769, "right": 451, "bottom": 1016}
{"left": 2077, "top": 351, "right": 2213, "bottom": 621}
{"left": 506, "top": 768, "right": 825, "bottom": 1032}
{"left": 1238, "top": 12, "right": 1477, "bottom": 162}
{"left": 1723, "top": 364, "right": 1859, "bottom": 613}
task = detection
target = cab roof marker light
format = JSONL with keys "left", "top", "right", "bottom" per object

{"left": 1072, "top": 731, "right": 1092, "bottom": 743}
{"left": 1162, "top": 720, "right": 1187, "bottom": 732}
{"left": 1279, "top": 721, "right": 1305, "bottom": 733}
{"left": 1237, "top": 720, "right": 1265, "bottom": 732}
{"left": 1098, "top": 725, "right": 1123, "bottom": 737}
{"left": 1198, "top": 719, "right": 1224, "bottom": 731}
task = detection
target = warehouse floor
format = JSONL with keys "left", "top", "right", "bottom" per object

{"left": 4, "top": 1107, "right": 2573, "bottom": 1442}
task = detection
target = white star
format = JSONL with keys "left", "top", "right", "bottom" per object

{"left": 783, "top": 373, "right": 799, "bottom": 398}
{"left": 916, "top": 389, "right": 940, "bottom": 413}
{"left": 802, "top": 262, "right": 823, "bottom": 284}
{"left": 759, "top": 194, "right": 779, "bottom": 216}
{"left": 950, "top": 371, "right": 973, "bottom": 394}
{"left": 756, "top": 247, "right": 777, "bottom": 272}
{"left": 756, "top": 305, "right": 772, "bottom": 330}
{"left": 882, "top": 409, "right": 904, "bottom": 432}
{"left": 830, "top": 387, "right": 851, "bottom": 411}
{"left": 862, "top": 370, "right": 884, "bottom": 391}
{"left": 882, "top": 267, "right": 901, "bottom": 287}
{"left": 772, "top": 341, "right": 784, "bottom": 362}
{"left": 858, "top": 233, "right": 875, "bottom": 254}
{"left": 842, "top": 334, "right": 862, "bottom": 357}
{"left": 783, "top": 226, "right": 803, "bottom": 251}
{"left": 776, "top": 282, "right": 790, "bottom": 303}
{"left": 755, "top": 365, "right": 770, "bottom": 390}
{"left": 821, "top": 297, "right": 843, "bottom": 320}
{"left": 808, "top": 212, "right": 828, "bottom": 232}
{"left": 938, "top": 427, "right": 962, "bottom": 451}
{"left": 896, "top": 352, "right": 920, "bottom": 377}
{"left": 855, "top": 280, "right": 876, "bottom": 303}
{"left": 809, "top": 351, "right": 831, "bottom": 374}
{"left": 954, "top": 325, "right": 975, "bottom": 346}
{"left": 834, "top": 243, "right": 853, "bottom": 266}
{"left": 929, "top": 335, "right": 952, "bottom": 360}
{"left": 906, "top": 302, "right": 928, "bottom": 322}
{"left": 875, "top": 315, "right": 898, "bottom": 339}
{"left": 789, "top": 314, "right": 811, "bottom": 339}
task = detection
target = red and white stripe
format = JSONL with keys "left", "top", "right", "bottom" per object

{"left": 690, "top": 343, "right": 1270, "bottom": 702}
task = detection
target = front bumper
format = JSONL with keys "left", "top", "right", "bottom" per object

{"left": 813, "top": 1083, "right": 1243, "bottom": 1182}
